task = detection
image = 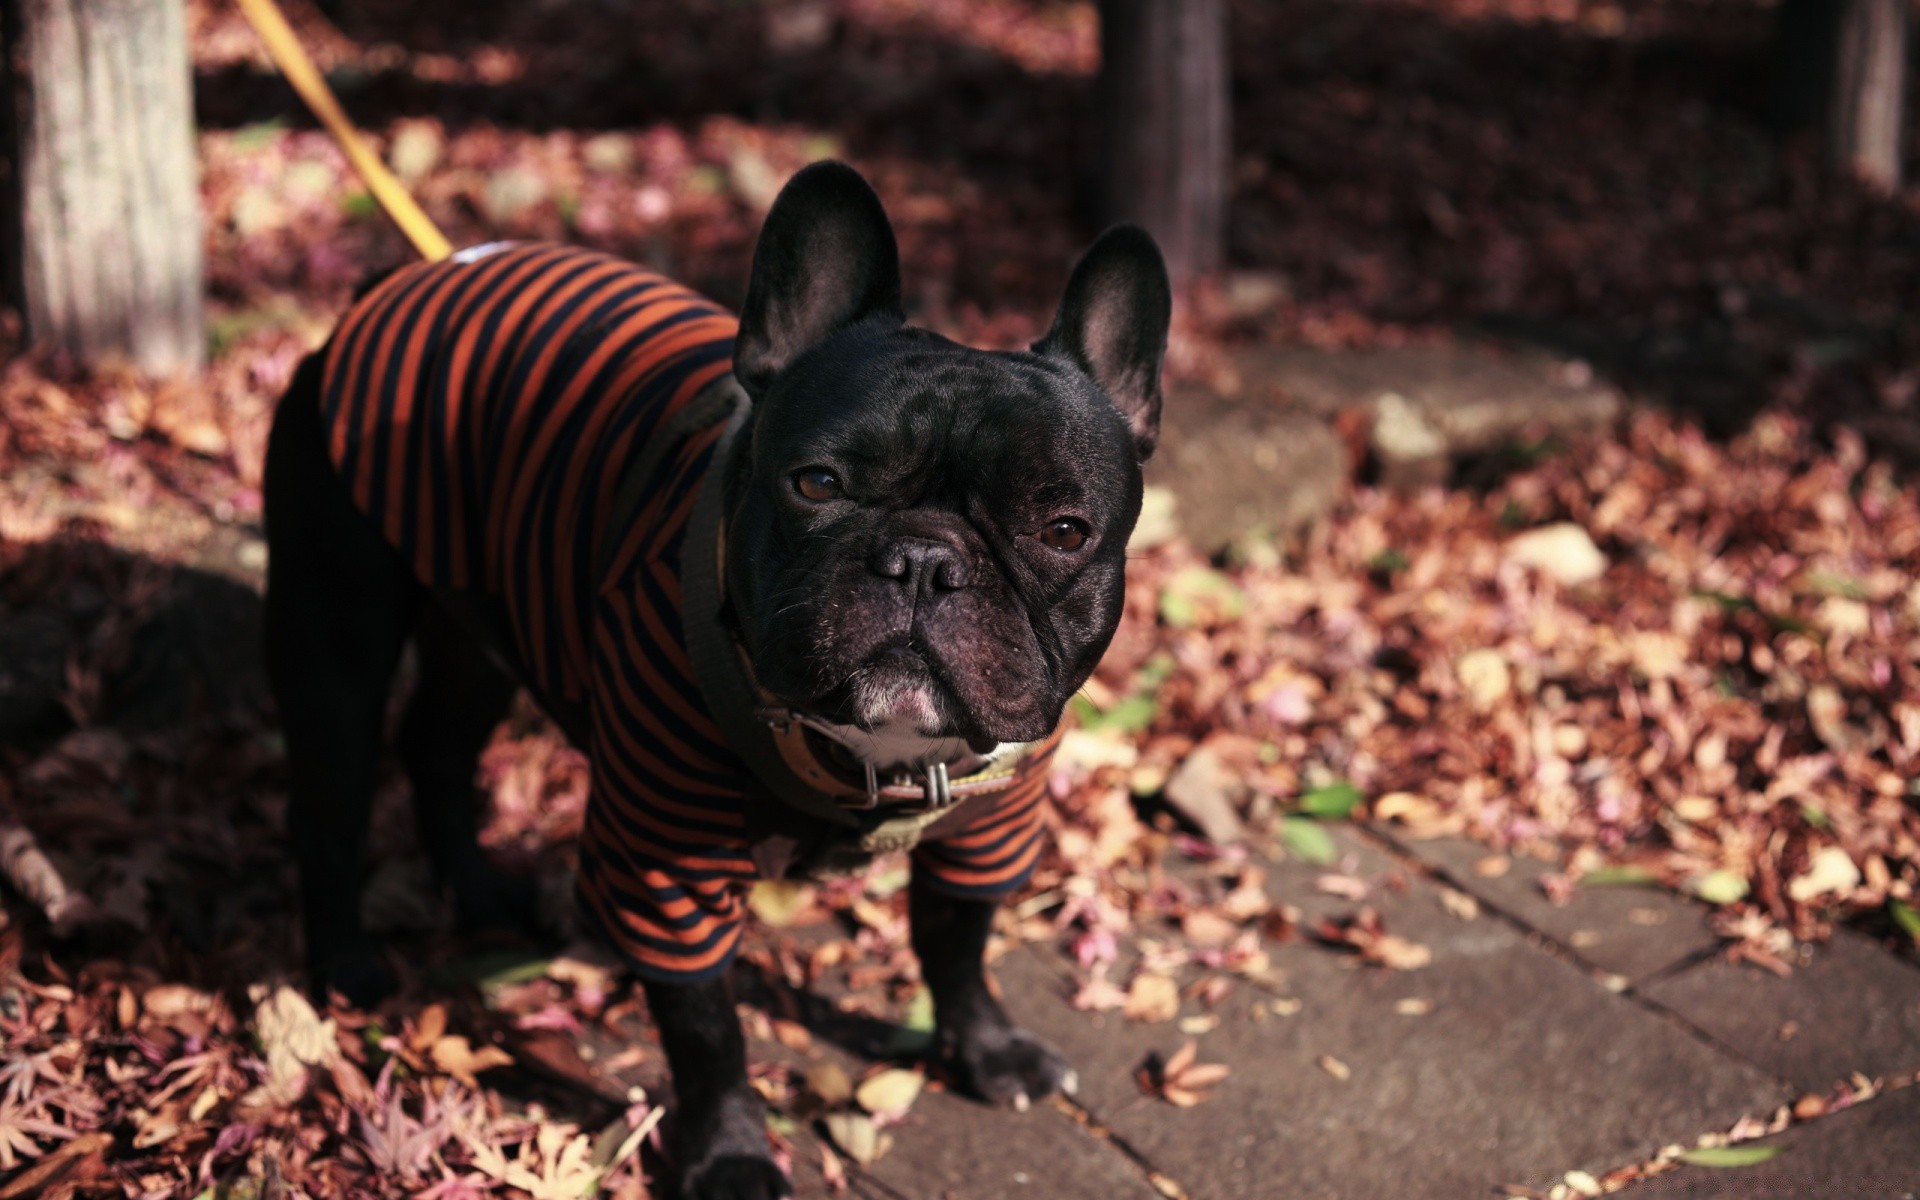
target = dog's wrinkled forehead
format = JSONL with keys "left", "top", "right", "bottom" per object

{"left": 754, "top": 330, "right": 1131, "bottom": 491}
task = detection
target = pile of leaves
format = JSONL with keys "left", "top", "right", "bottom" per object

{"left": 1041, "top": 409, "right": 1920, "bottom": 978}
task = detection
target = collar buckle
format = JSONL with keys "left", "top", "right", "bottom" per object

{"left": 759, "top": 706, "right": 959, "bottom": 813}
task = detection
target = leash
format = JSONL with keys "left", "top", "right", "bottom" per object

{"left": 232, "top": 0, "right": 452, "bottom": 262}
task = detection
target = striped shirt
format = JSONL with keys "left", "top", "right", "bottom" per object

{"left": 318, "top": 244, "right": 1052, "bottom": 982}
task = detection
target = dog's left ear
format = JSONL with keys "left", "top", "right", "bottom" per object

{"left": 734, "top": 161, "right": 905, "bottom": 399}
{"left": 1033, "top": 225, "right": 1171, "bottom": 461}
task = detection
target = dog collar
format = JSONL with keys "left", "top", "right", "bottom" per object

{"left": 753, "top": 700, "right": 1034, "bottom": 813}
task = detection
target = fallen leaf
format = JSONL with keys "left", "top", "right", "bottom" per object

{"left": 1313, "top": 909, "right": 1431, "bottom": 970}
{"left": 1786, "top": 847, "right": 1861, "bottom": 903}
{"left": 806, "top": 1062, "right": 853, "bottom": 1107}
{"left": 1315, "top": 873, "right": 1370, "bottom": 901}
{"left": 1181, "top": 910, "right": 1240, "bottom": 946}
{"left": 747, "top": 880, "right": 816, "bottom": 927}
{"left": 1280, "top": 817, "right": 1338, "bottom": 865}
{"left": 1297, "top": 779, "right": 1363, "bottom": 819}
{"left": 1162, "top": 746, "right": 1247, "bottom": 845}
{"left": 1439, "top": 889, "right": 1479, "bottom": 920}
{"left": 0, "top": 1131, "right": 111, "bottom": 1200}
{"left": 818, "top": 1141, "right": 848, "bottom": 1194}
{"left": 1677, "top": 1144, "right": 1785, "bottom": 1167}
{"left": 1456, "top": 649, "right": 1511, "bottom": 709}
{"left": 854, "top": 1069, "right": 924, "bottom": 1120}
{"left": 1137, "top": 1040, "right": 1230, "bottom": 1107}
{"left": 1505, "top": 522, "right": 1606, "bottom": 585}
{"left": 241, "top": 984, "right": 336, "bottom": 1109}
{"left": 1124, "top": 973, "right": 1182, "bottom": 1023}
{"left": 1890, "top": 898, "right": 1920, "bottom": 943}
{"left": 1690, "top": 870, "right": 1750, "bottom": 906}
{"left": 410, "top": 1003, "right": 449, "bottom": 1054}
{"left": 431, "top": 1036, "right": 514, "bottom": 1087}
{"left": 822, "top": 1112, "right": 891, "bottom": 1166}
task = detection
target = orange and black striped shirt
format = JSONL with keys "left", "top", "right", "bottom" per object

{"left": 319, "top": 243, "right": 1052, "bottom": 982}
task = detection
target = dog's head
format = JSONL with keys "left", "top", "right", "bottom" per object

{"left": 722, "top": 162, "right": 1170, "bottom": 757}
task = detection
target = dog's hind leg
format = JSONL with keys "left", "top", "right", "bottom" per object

{"left": 263, "top": 354, "right": 418, "bottom": 1006}
{"left": 398, "top": 610, "right": 534, "bottom": 935}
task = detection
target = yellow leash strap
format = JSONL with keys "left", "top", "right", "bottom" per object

{"left": 232, "top": 0, "right": 452, "bottom": 262}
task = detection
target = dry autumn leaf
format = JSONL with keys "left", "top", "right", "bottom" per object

{"left": 1137, "top": 1039, "right": 1231, "bottom": 1107}
{"left": 823, "top": 1111, "right": 892, "bottom": 1167}
{"left": 240, "top": 984, "right": 337, "bottom": 1110}
{"left": 854, "top": 1069, "right": 925, "bottom": 1121}
{"left": 1124, "top": 972, "right": 1182, "bottom": 1023}
{"left": 1312, "top": 909, "right": 1433, "bottom": 970}
{"left": 431, "top": 1035, "right": 515, "bottom": 1087}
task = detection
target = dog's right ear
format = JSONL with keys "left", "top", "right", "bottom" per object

{"left": 734, "top": 161, "right": 905, "bottom": 399}
{"left": 1033, "top": 225, "right": 1171, "bottom": 461}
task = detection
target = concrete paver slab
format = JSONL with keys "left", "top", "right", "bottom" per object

{"left": 993, "top": 831, "right": 1787, "bottom": 1200}
{"left": 861, "top": 1086, "right": 1165, "bottom": 1200}
{"left": 1388, "top": 834, "right": 1720, "bottom": 983}
{"left": 1148, "top": 392, "right": 1348, "bottom": 552}
{"left": 1619, "top": 1084, "right": 1920, "bottom": 1199}
{"left": 1639, "top": 929, "right": 1920, "bottom": 1094}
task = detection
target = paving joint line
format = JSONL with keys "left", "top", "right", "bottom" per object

{"left": 1051, "top": 1092, "right": 1191, "bottom": 1200}
{"left": 1357, "top": 823, "right": 1802, "bottom": 1096}
{"left": 994, "top": 947, "right": 1193, "bottom": 1198}
{"left": 1537, "top": 1068, "right": 1920, "bottom": 1195}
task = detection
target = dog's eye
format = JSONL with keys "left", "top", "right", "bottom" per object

{"left": 793, "top": 468, "right": 843, "bottom": 502}
{"left": 1038, "top": 518, "right": 1090, "bottom": 551}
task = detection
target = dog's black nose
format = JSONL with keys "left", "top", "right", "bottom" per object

{"left": 871, "top": 537, "right": 971, "bottom": 591}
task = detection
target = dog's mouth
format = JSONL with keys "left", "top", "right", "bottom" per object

{"left": 789, "top": 646, "right": 997, "bottom": 753}
{"left": 846, "top": 647, "right": 946, "bottom": 727}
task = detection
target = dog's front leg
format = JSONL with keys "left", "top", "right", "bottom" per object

{"left": 909, "top": 872, "right": 1075, "bottom": 1110}
{"left": 642, "top": 975, "right": 790, "bottom": 1199}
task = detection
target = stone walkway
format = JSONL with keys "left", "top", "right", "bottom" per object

{"left": 725, "top": 822, "right": 1920, "bottom": 1200}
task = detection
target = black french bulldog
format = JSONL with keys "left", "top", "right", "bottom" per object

{"left": 262, "top": 161, "right": 1169, "bottom": 1198}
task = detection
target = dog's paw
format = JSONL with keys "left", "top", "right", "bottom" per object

{"left": 676, "top": 1087, "right": 791, "bottom": 1200}
{"left": 681, "top": 1154, "right": 792, "bottom": 1200}
{"left": 943, "top": 1022, "right": 1076, "bottom": 1111}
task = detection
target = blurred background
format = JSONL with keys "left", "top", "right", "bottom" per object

{"left": 0, "top": 2, "right": 1918, "bottom": 1197}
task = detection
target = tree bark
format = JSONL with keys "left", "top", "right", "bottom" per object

{"left": 1827, "top": 0, "right": 1906, "bottom": 193}
{"left": 1, "top": 0, "right": 204, "bottom": 375}
{"left": 1096, "top": 0, "right": 1229, "bottom": 290}
{"left": 1770, "top": 0, "right": 1908, "bottom": 194}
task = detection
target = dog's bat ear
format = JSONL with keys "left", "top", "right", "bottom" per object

{"left": 1033, "top": 225, "right": 1171, "bottom": 461}
{"left": 734, "top": 161, "right": 905, "bottom": 400}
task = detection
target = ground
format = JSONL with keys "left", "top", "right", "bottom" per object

{"left": 2, "top": 0, "right": 1920, "bottom": 1197}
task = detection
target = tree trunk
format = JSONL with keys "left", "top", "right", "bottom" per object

{"left": 1096, "top": 0, "right": 1229, "bottom": 290}
{"left": 1828, "top": 0, "right": 1906, "bottom": 193}
{"left": 1770, "top": 0, "right": 1908, "bottom": 194}
{"left": 1, "top": 0, "right": 204, "bottom": 375}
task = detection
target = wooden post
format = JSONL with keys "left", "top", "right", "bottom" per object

{"left": 1096, "top": 0, "right": 1230, "bottom": 290}
{"left": 1, "top": 0, "right": 205, "bottom": 375}
{"left": 1828, "top": 0, "right": 1907, "bottom": 193}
